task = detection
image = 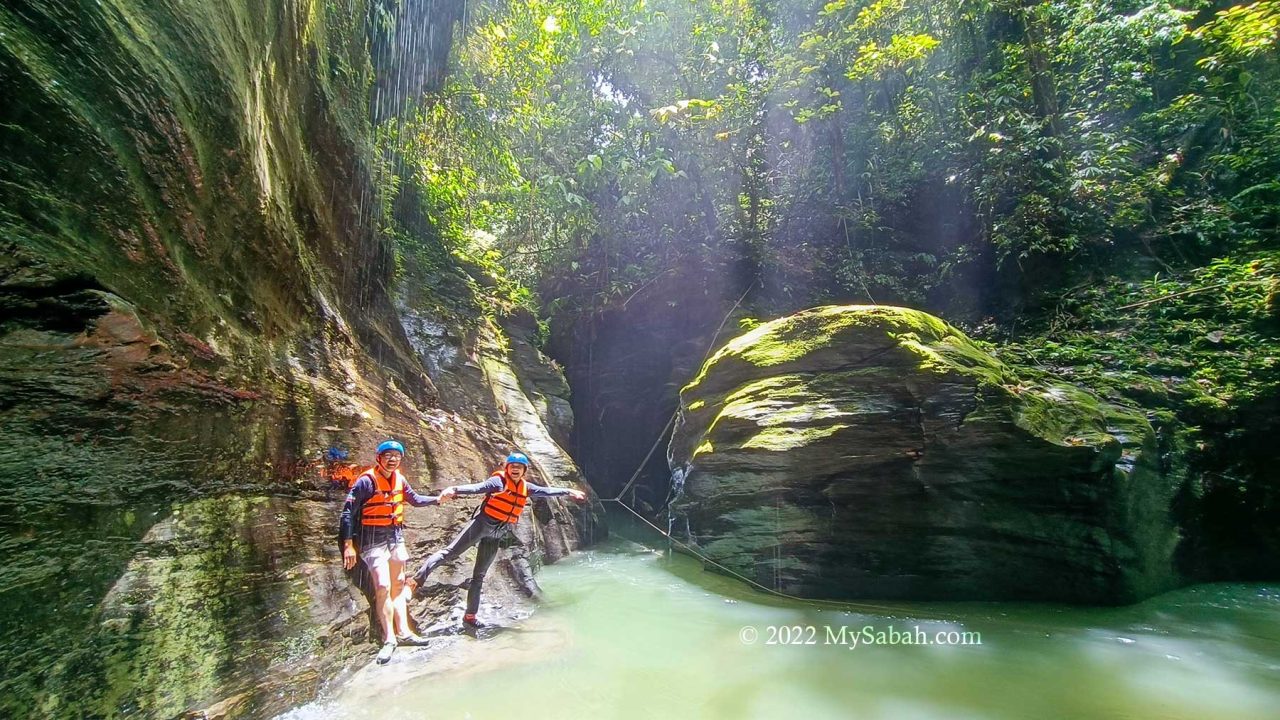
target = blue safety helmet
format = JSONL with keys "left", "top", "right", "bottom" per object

{"left": 505, "top": 452, "right": 530, "bottom": 467}
{"left": 376, "top": 440, "right": 405, "bottom": 456}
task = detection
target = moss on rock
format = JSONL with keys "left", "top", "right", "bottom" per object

{"left": 0, "top": 2, "right": 594, "bottom": 718}
{"left": 669, "top": 305, "right": 1182, "bottom": 604}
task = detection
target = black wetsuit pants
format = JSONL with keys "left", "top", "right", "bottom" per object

{"left": 413, "top": 515, "right": 510, "bottom": 616}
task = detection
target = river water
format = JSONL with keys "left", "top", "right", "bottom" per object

{"left": 284, "top": 532, "right": 1280, "bottom": 720}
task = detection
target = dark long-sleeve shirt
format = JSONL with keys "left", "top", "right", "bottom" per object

{"left": 339, "top": 473, "right": 438, "bottom": 545}
{"left": 452, "top": 474, "right": 575, "bottom": 498}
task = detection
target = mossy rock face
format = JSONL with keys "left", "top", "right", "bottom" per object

{"left": 0, "top": 2, "right": 594, "bottom": 717}
{"left": 0, "top": 2, "right": 396, "bottom": 713}
{"left": 670, "top": 305, "right": 1183, "bottom": 604}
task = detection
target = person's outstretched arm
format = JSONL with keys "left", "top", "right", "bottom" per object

{"left": 401, "top": 479, "right": 439, "bottom": 507}
{"left": 440, "top": 475, "right": 504, "bottom": 500}
{"left": 527, "top": 481, "right": 588, "bottom": 502}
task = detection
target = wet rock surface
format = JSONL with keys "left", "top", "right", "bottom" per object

{"left": 0, "top": 2, "right": 597, "bottom": 718}
{"left": 669, "top": 305, "right": 1182, "bottom": 604}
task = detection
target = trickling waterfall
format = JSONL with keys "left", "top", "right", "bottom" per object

{"left": 370, "top": 0, "right": 463, "bottom": 124}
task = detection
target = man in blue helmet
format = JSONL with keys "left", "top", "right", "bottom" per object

{"left": 407, "top": 451, "right": 586, "bottom": 628}
{"left": 339, "top": 440, "right": 438, "bottom": 664}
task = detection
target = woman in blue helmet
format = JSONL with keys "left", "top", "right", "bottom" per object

{"left": 407, "top": 451, "right": 586, "bottom": 628}
{"left": 338, "top": 440, "right": 438, "bottom": 663}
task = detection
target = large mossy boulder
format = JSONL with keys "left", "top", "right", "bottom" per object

{"left": 668, "top": 305, "right": 1182, "bottom": 604}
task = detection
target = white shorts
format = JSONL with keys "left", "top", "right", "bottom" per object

{"left": 360, "top": 540, "right": 408, "bottom": 589}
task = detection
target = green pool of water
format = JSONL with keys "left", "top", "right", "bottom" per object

{"left": 287, "top": 536, "right": 1280, "bottom": 720}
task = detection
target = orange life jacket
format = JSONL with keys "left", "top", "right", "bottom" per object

{"left": 359, "top": 468, "right": 405, "bottom": 527}
{"left": 480, "top": 469, "right": 529, "bottom": 524}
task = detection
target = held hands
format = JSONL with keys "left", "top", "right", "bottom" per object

{"left": 438, "top": 486, "right": 458, "bottom": 503}
{"left": 342, "top": 541, "right": 357, "bottom": 570}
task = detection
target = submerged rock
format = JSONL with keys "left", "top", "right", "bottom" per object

{"left": 668, "top": 305, "right": 1182, "bottom": 604}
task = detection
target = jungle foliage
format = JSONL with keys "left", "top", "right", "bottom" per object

{"left": 386, "top": 0, "right": 1276, "bottom": 312}
{"left": 374, "top": 0, "right": 1278, "bottom": 570}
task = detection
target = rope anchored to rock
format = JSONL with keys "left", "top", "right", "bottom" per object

{"left": 602, "top": 494, "right": 935, "bottom": 618}
{"left": 606, "top": 280, "right": 755, "bottom": 504}
{"left": 598, "top": 280, "right": 934, "bottom": 617}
